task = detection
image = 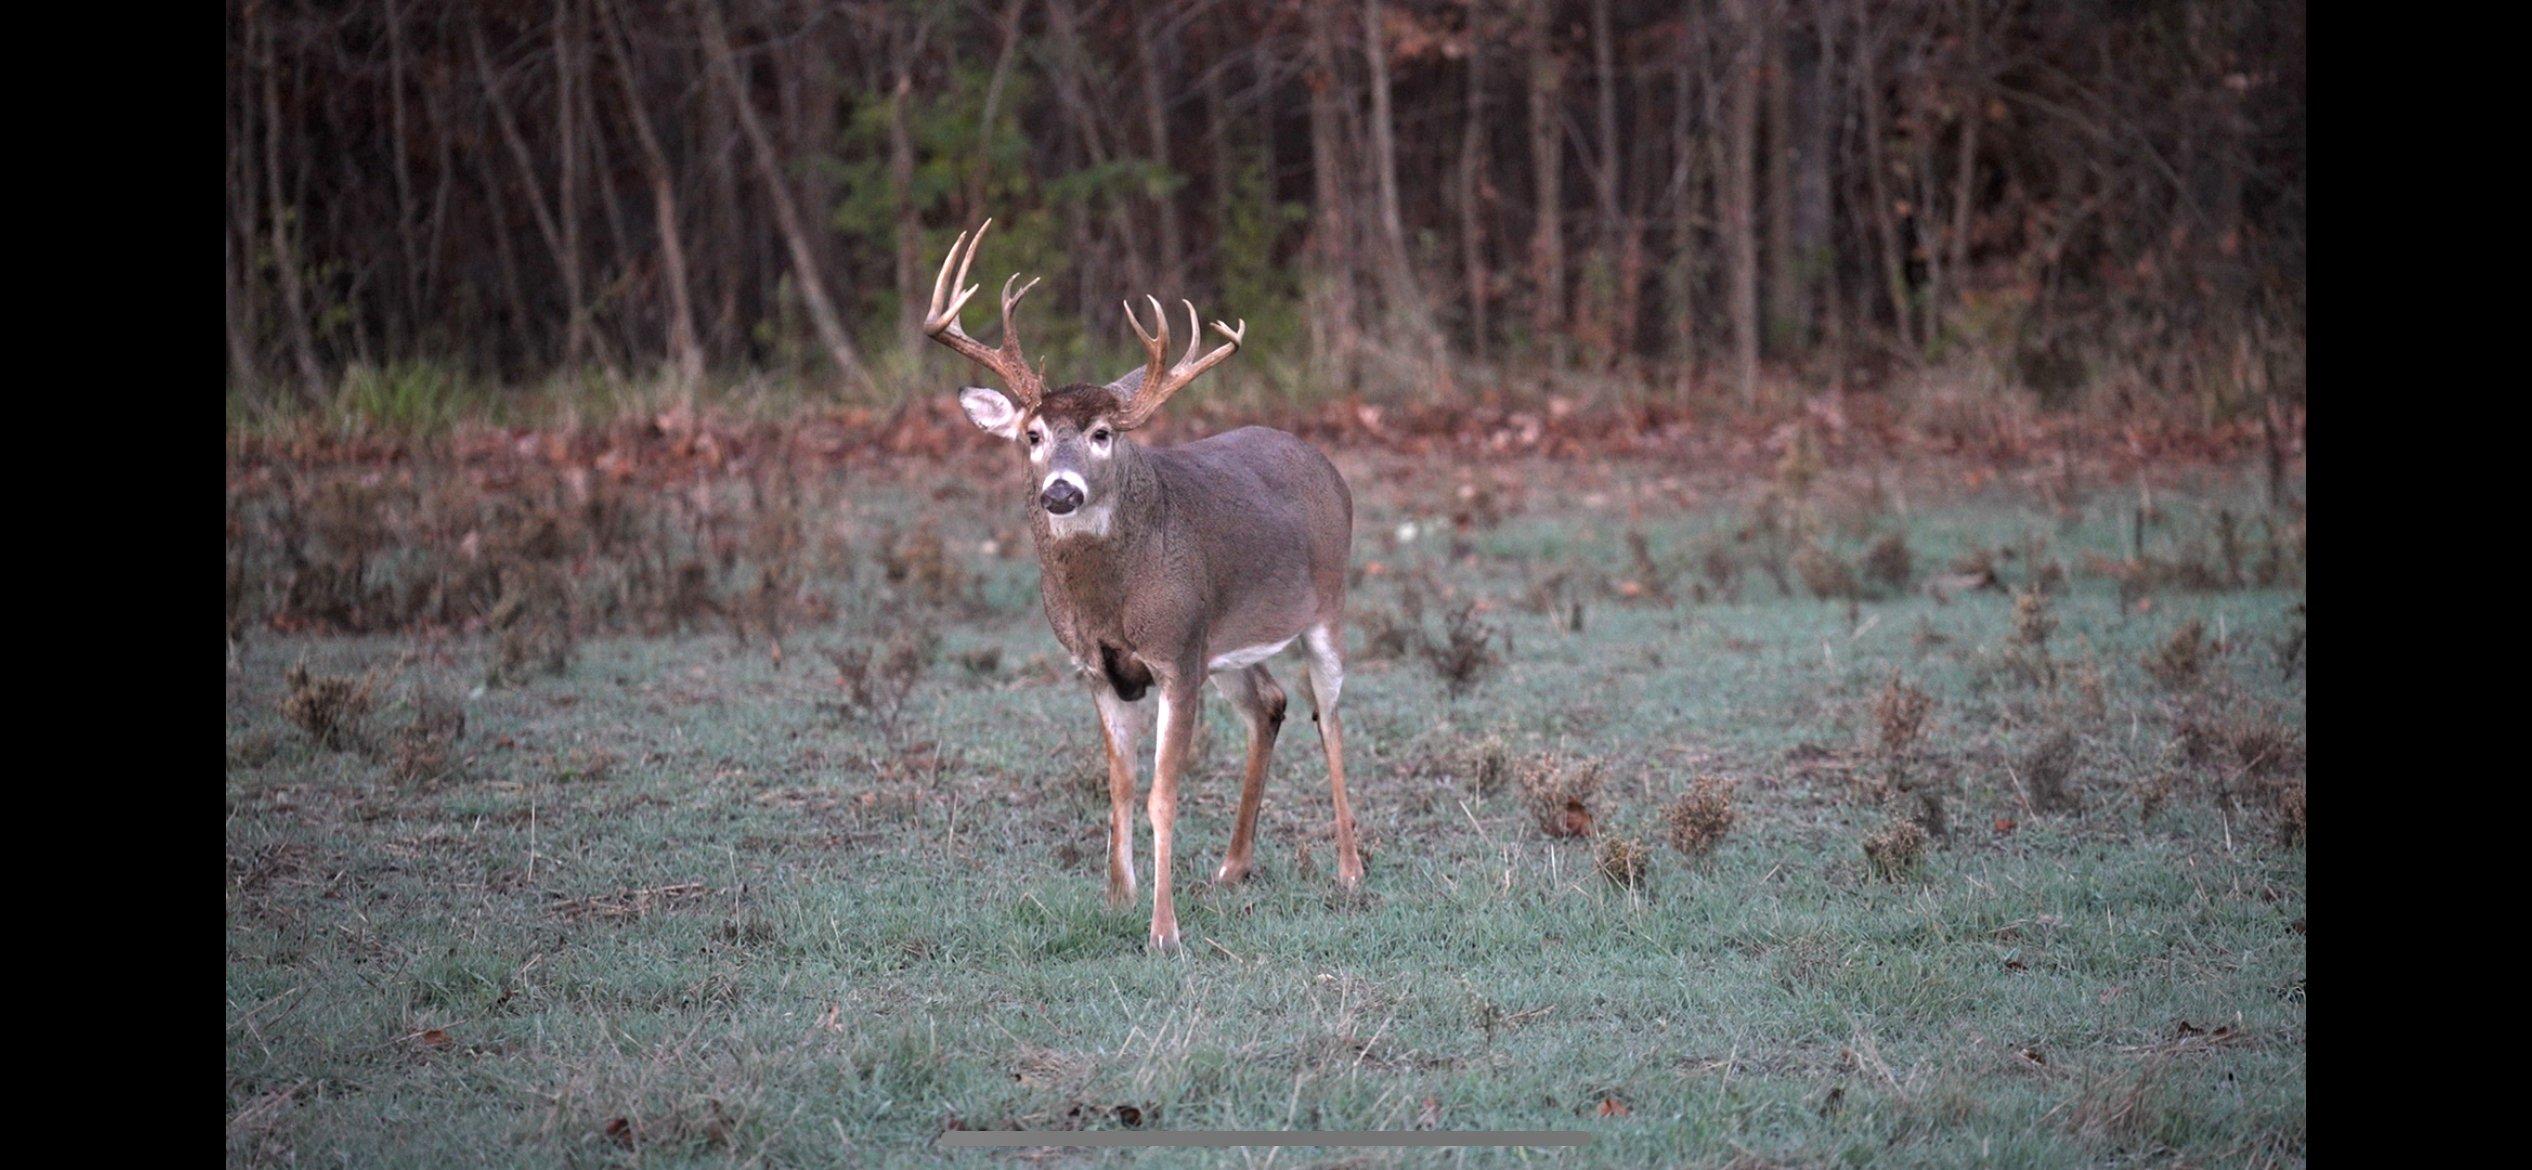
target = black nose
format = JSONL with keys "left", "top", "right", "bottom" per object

{"left": 1040, "top": 481, "right": 1084, "bottom": 515}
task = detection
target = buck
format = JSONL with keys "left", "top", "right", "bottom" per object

{"left": 923, "top": 220, "right": 1361, "bottom": 952}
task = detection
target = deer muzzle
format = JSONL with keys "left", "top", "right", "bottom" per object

{"left": 1039, "top": 477, "right": 1085, "bottom": 515}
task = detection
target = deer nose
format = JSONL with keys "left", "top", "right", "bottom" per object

{"left": 1039, "top": 480, "right": 1084, "bottom": 515}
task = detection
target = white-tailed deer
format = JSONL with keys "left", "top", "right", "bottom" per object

{"left": 925, "top": 220, "right": 1361, "bottom": 952}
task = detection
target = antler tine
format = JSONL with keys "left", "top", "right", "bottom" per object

{"left": 952, "top": 217, "right": 989, "bottom": 309}
{"left": 999, "top": 272, "right": 1041, "bottom": 352}
{"left": 920, "top": 218, "right": 1043, "bottom": 405}
{"left": 1116, "top": 295, "right": 1247, "bottom": 430}
{"left": 1176, "top": 300, "right": 1202, "bottom": 372}
{"left": 926, "top": 228, "right": 979, "bottom": 332}
{"left": 1121, "top": 295, "right": 1171, "bottom": 394}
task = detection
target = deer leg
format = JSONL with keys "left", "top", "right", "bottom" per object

{"left": 1303, "top": 623, "right": 1365, "bottom": 890}
{"left": 1090, "top": 683, "right": 1148, "bottom": 907}
{"left": 1146, "top": 673, "right": 1202, "bottom": 953}
{"left": 1209, "top": 664, "right": 1287, "bottom": 885}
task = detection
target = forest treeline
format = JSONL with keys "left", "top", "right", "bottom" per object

{"left": 224, "top": 0, "right": 2304, "bottom": 415}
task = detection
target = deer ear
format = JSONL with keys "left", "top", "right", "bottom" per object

{"left": 1103, "top": 366, "right": 1147, "bottom": 400}
{"left": 959, "top": 386, "right": 1021, "bottom": 440}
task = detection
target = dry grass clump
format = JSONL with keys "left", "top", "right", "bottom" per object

{"left": 1861, "top": 817, "right": 1928, "bottom": 880}
{"left": 1421, "top": 602, "right": 1504, "bottom": 700}
{"left": 282, "top": 664, "right": 377, "bottom": 751}
{"left": 1662, "top": 776, "right": 1738, "bottom": 860}
{"left": 2273, "top": 778, "right": 2306, "bottom": 844}
{"left": 878, "top": 525, "right": 974, "bottom": 609}
{"left": 2174, "top": 706, "right": 2304, "bottom": 781}
{"left": 1450, "top": 477, "right": 1521, "bottom": 531}
{"left": 1863, "top": 534, "right": 1914, "bottom": 594}
{"left": 2058, "top": 1061, "right": 2170, "bottom": 1141}
{"left": 1459, "top": 732, "right": 1517, "bottom": 796}
{"left": 1518, "top": 753, "right": 1603, "bottom": 838}
{"left": 2143, "top": 618, "right": 2212, "bottom": 689}
{"left": 1793, "top": 542, "right": 1861, "bottom": 601}
{"left": 486, "top": 562, "right": 576, "bottom": 686}
{"left": 2271, "top": 602, "right": 2306, "bottom": 679}
{"left": 385, "top": 691, "right": 467, "bottom": 784}
{"left": 1361, "top": 604, "right": 1418, "bottom": 661}
{"left": 822, "top": 626, "right": 940, "bottom": 744}
{"left": 1912, "top": 790, "right": 1950, "bottom": 841}
{"left": 1620, "top": 530, "right": 1675, "bottom": 606}
{"left": 1691, "top": 534, "right": 1744, "bottom": 603}
{"left": 1923, "top": 547, "right": 2004, "bottom": 600}
{"left": 2020, "top": 729, "right": 2081, "bottom": 813}
{"left": 2133, "top": 769, "right": 2181, "bottom": 824}
{"left": 1595, "top": 835, "right": 1650, "bottom": 889}
{"left": 1872, "top": 674, "right": 1935, "bottom": 758}
{"left": 2007, "top": 587, "right": 2058, "bottom": 687}
{"left": 954, "top": 646, "right": 1003, "bottom": 677}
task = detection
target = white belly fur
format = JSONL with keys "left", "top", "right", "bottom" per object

{"left": 1206, "top": 636, "right": 1296, "bottom": 673}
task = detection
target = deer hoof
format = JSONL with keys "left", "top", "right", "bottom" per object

{"left": 1336, "top": 863, "right": 1364, "bottom": 891}
{"left": 1213, "top": 859, "right": 1251, "bottom": 885}
{"left": 1148, "top": 923, "right": 1182, "bottom": 954}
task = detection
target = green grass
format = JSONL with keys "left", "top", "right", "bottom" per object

{"left": 226, "top": 456, "right": 2305, "bottom": 1167}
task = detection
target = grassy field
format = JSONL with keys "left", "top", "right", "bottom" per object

{"left": 225, "top": 444, "right": 2306, "bottom": 1167}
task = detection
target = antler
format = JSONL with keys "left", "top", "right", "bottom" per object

{"left": 1114, "top": 296, "right": 1246, "bottom": 430}
{"left": 922, "top": 219, "right": 1045, "bottom": 407}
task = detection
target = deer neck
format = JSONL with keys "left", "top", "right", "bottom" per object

{"left": 1032, "top": 445, "right": 1164, "bottom": 647}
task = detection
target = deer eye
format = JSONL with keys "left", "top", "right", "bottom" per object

{"left": 1091, "top": 428, "right": 1112, "bottom": 444}
{"left": 1026, "top": 429, "right": 1044, "bottom": 446}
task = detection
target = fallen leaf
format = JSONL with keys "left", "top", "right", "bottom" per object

{"left": 416, "top": 1028, "right": 452, "bottom": 1049}
{"left": 1596, "top": 1097, "right": 1629, "bottom": 1118}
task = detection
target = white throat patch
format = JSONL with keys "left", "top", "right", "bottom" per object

{"left": 1045, "top": 502, "right": 1114, "bottom": 540}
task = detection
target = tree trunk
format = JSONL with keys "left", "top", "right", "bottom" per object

{"left": 1044, "top": 0, "right": 1149, "bottom": 295}
{"left": 1665, "top": 25, "right": 1704, "bottom": 392}
{"left": 1524, "top": 0, "right": 1567, "bottom": 368}
{"left": 1855, "top": 2, "right": 1916, "bottom": 352}
{"left": 471, "top": 13, "right": 584, "bottom": 369}
{"left": 384, "top": 0, "right": 422, "bottom": 353}
{"left": 698, "top": 0, "right": 874, "bottom": 393}
{"left": 1363, "top": 0, "right": 1445, "bottom": 383}
{"left": 1305, "top": 1, "right": 1360, "bottom": 389}
{"left": 1136, "top": 3, "right": 1185, "bottom": 281}
{"left": 1586, "top": 0, "right": 1636, "bottom": 366}
{"left": 1722, "top": 0, "right": 1763, "bottom": 405}
{"left": 1801, "top": 3, "right": 1839, "bottom": 381}
{"left": 598, "top": 0, "right": 705, "bottom": 389}
{"left": 260, "top": 7, "right": 326, "bottom": 399}
{"left": 1941, "top": 0, "right": 1984, "bottom": 354}
{"left": 889, "top": 71, "right": 922, "bottom": 362}
{"left": 1763, "top": 0, "right": 1805, "bottom": 353}
{"left": 228, "top": 21, "right": 264, "bottom": 391}
{"left": 1457, "top": 34, "right": 1491, "bottom": 364}
{"left": 969, "top": 0, "right": 1029, "bottom": 217}
{"left": 552, "top": 0, "right": 592, "bottom": 372}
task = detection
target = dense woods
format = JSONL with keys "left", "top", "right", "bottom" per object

{"left": 224, "top": 0, "right": 2305, "bottom": 414}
